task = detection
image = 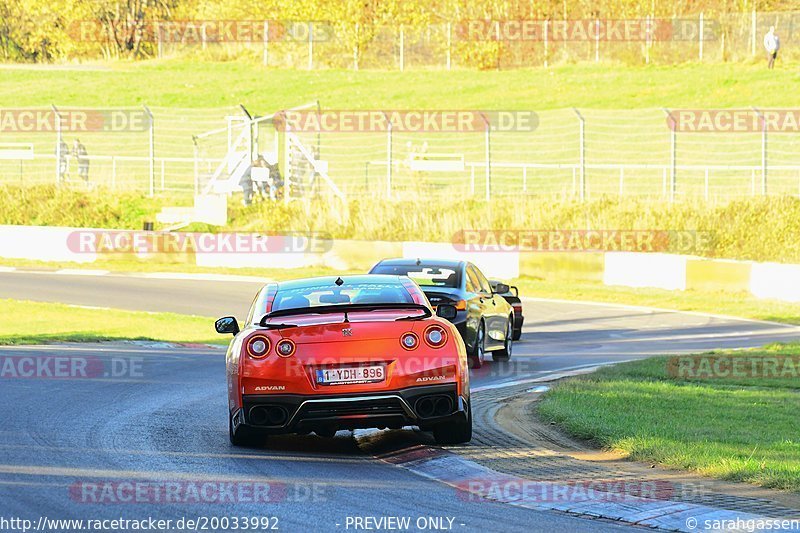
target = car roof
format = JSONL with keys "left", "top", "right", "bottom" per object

{"left": 374, "top": 258, "right": 465, "bottom": 269}
{"left": 275, "top": 274, "right": 406, "bottom": 291}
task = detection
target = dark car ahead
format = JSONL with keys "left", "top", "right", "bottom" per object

{"left": 369, "top": 258, "right": 514, "bottom": 369}
{"left": 489, "top": 280, "right": 523, "bottom": 341}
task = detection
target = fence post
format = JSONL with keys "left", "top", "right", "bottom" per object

{"left": 481, "top": 113, "right": 491, "bottom": 200}
{"left": 354, "top": 22, "right": 360, "bottom": 71}
{"left": 446, "top": 22, "right": 452, "bottom": 70}
{"left": 699, "top": 12, "right": 704, "bottom": 61}
{"left": 308, "top": 22, "right": 314, "bottom": 70}
{"left": 383, "top": 112, "right": 392, "bottom": 199}
{"left": 544, "top": 19, "right": 549, "bottom": 67}
{"left": 143, "top": 105, "right": 154, "bottom": 197}
{"left": 268, "top": 20, "right": 269, "bottom": 67}
{"left": 572, "top": 108, "right": 586, "bottom": 201}
{"left": 52, "top": 105, "right": 62, "bottom": 185}
{"left": 751, "top": 10, "right": 756, "bottom": 56}
{"left": 753, "top": 107, "right": 767, "bottom": 195}
{"left": 284, "top": 124, "right": 292, "bottom": 204}
{"left": 595, "top": 19, "right": 600, "bottom": 62}
{"left": 663, "top": 108, "right": 677, "bottom": 202}
{"left": 192, "top": 136, "right": 199, "bottom": 195}
{"left": 399, "top": 26, "right": 405, "bottom": 71}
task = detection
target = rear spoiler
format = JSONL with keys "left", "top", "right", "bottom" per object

{"left": 259, "top": 303, "right": 432, "bottom": 326}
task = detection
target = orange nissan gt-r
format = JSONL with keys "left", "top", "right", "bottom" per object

{"left": 215, "top": 275, "right": 472, "bottom": 447}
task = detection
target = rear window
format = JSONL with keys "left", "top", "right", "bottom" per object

{"left": 371, "top": 265, "right": 459, "bottom": 288}
{"left": 272, "top": 281, "right": 413, "bottom": 311}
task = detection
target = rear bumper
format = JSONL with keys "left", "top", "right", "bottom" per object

{"left": 235, "top": 383, "right": 468, "bottom": 435}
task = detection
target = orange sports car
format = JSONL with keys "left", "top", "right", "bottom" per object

{"left": 215, "top": 275, "right": 472, "bottom": 446}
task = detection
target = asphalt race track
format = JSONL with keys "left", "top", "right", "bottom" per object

{"left": 1, "top": 271, "right": 799, "bottom": 532}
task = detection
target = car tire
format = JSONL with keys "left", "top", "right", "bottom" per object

{"left": 433, "top": 398, "right": 472, "bottom": 445}
{"left": 493, "top": 317, "right": 513, "bottom": 361}
{"left": 229, "top": 412, "right": 261, "bottom": 447}
{"left": 468, "top": 322, "right": 485, "bottom": 369}
{"left": 512, "top": 327, "right": 522, "bottom": 341}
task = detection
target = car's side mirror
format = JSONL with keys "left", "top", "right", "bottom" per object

{"left": 215, "top": 316, "right": 240, "bottom": 335}
{"left": 493, "top": 282, "right": 510, "bottom": 294}
{"left": 436, "top": 304, "right": 457, "bottom": 320}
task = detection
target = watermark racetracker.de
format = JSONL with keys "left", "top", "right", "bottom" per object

{"left": 668, "top": 109, "right": 800, "bottom": 133}
{"left": 0, "top": 355, "right": 143, "bottom": 380}
{"left": 66, "top": 231, "right": 333, "bottom": 255}
{"left": 273, "top": 110, "right": 539, "bottom": 133}
{"left": 452, "top": 229, "right": 715, "bottom": 255}
{"left": 0, "top": 109, "right": 150, "bottom": 133}
{"left": 668, "top": 355, "right": 800, "bottom": 379}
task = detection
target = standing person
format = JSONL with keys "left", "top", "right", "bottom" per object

{"left": 764, "top": 26, "right": 780, "bottom": 69}
{"left": 73, "top": 139, "right": 89, "bottom": 182}
{"left": 57, "top": 140, "right": 69, "bottom": 182}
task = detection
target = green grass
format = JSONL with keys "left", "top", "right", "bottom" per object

{"left": 538, "top": 344, "right": 800, "bottom": 491}
{"left": 3, "top": 187, "right": 800, "bottom": 264}
{"left": 518, "top": 279, "right": 800, "bottom": 325}
{"left": 0, "top": 298, "right": 224, "bottom": 345}
{"left": 2, "top": 60, "right": 799, "bottom": 110}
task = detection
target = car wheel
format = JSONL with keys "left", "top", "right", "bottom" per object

{"left": 512, "top": 327, "right": 522, "bottom": 341}
{"left": 493, "top": 318, "right": 513, "bottom": 361}
{"left": 229, "top": 411, "right": 261, "bottom": 447}
{"left": 468, "top": 322, "right": 485, "bottom": 369}
{"left": 433, "top": 398, "right": 472, "bottom": 445}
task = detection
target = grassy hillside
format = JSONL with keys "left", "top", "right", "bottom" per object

{"left": 1, "top": 60, "right": 799, "bottom": 110}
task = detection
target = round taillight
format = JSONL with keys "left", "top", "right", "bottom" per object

{"left": 424, "top": 325, "right": 447, "bottom": 348}
{"left": 276, "top": 339, "right": 296, "bottom": 358}
{"left": 401, "top": 333, "right": 419, "bottom": 350}
{"left": 246, "top": 335, "right": 270, "bottom": 359}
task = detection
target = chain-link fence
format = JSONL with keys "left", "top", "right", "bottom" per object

{"left": 154, "top": 12, "right": 800, "bottom": 68}
{"left": 3, "top": 105, "right": 799, "bottom": 203}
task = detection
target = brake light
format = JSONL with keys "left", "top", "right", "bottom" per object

{"left": 276, "top": 339, "right": 296, "bottom": 358}
{"left": 401, "top": 332, "right": 419, "bottom": 350}
{"left": 512, "top": 304, "right": 522, "bottom": 312}
{"left": 424, "top": 325, "right": 448, "bottom": 348}
{"left": 246, "top": 335, "right": 271, "bottom": 359}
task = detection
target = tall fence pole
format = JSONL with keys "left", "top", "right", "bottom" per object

{"left": 399, "top": 26, "right": 405, "bottom": 71}
{"left": 354, "top": 22, "right": 360, "bottom": 71}
{"left": 594, "top": 19, "right": 600, "bottom": 62}
{"left": 446, "top": 23, "right": 452, "bottom": 70}
{"left": 663, "top": 108, "right": 677, "bottom": 202}
{"left": 699, "top": 12, "right": 704, "bottom": 61}
{"left": 573, "top": 108, "right": 586, "bottom": 200}
{"left": 192, "top": 136, "right": 199, "bottom": 195}
{"left": 544, "top": 19, "right": 549, "bottom": 68}
{"left": 268, "top": 20, "right": 269, "bottom": 67}
{"left": 481, "top": 113, "right": 491, "bottom": 200}
{"left": 754, "top": 107, "right": 767, "bottom": 195}
{"left": 143, "top": 105, "right": 154, "bottom": 197}
{"left": 308, "top": 22, "right": 314, "bottom": 70}
{"left": 52, "top": 105, "right": 62, "bottom": 185}
{"left": 383, "top": 112, "right": 392, "bottom": 198}
{"left": 751, "top": 10, "right": 757, "bottom": 56}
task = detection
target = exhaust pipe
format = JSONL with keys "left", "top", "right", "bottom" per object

{"left": 415, "top": 397, "right": 436, "bottom": 418}
{"left": 249, "top": 405, "right": 288, "bottom": 426}
{"left": 434, "top": 396, "right": 453, "bottom": 416}
{"left": 415, "top": 395, "right": 453, "bottom": 418}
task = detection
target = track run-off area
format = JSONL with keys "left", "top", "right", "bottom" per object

{"left": 1, "top": 270, "right": 799, "bottom": 532}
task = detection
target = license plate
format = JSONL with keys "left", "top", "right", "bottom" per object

{"left": 316, "top": 365, "right": 385, "bottom": 386}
